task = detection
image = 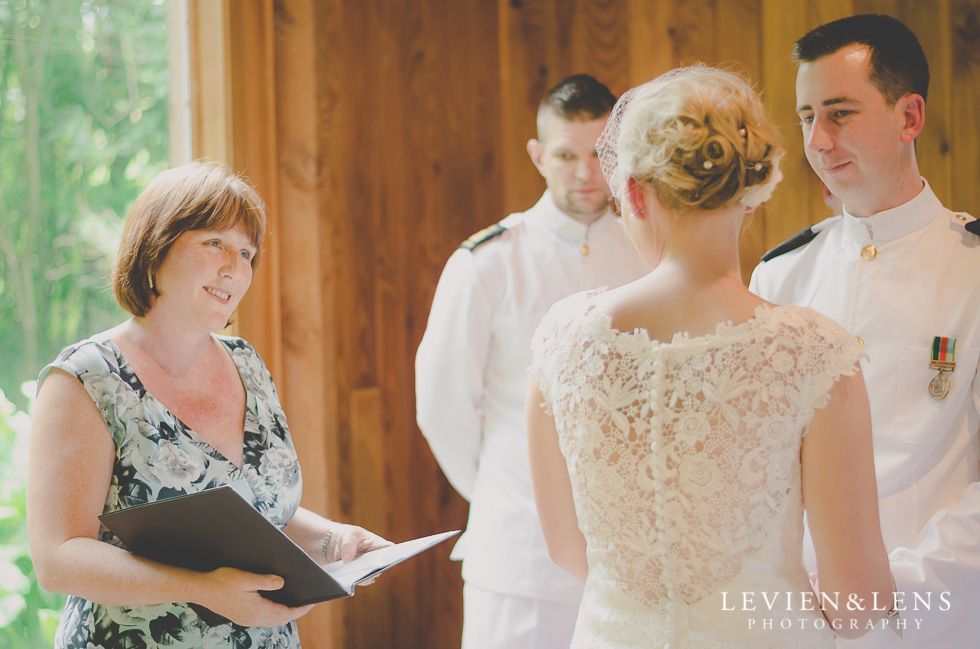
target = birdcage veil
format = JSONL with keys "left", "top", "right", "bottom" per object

{"left": 596, "top": 85, "right": 641, "bottom": 211}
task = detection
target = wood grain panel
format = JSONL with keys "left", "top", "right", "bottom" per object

{"left": 315, "top": 0, "right": 493, "bottom": 647}
{"left": 317, "top": 0, "right": 379, "bottom": 644}
{"left": 950, "top": 0, "right": 980, "bottom": 212}
{"left": 674, "top": 0, "right": 721, "bottom": 63}
{"left": 759, "top": 0, "right": 819, "bottom": 256}
{"left": 852, "top": 0, "right": 951, "bottom": 195}
{"left": 716, "top": 0, "right": 765, "bottom": 281}
{"left": 907, "top": 0, "right": 954, "bottom": 203}
{"left": 188, "top": 0, "right": 230, "bottom": 167}
{"left": 188, "top": 3, "right": 978, "bottom": 648}
{"left": 272, "top": 1, "right": 338, "bottom": 646}
{"left": 626, "top": 0, "right": 676, "bottom": 85}
{"left": 227, "top": 3, "right": 283, "bottom": 385}
{"left": 499, "top": 0, "right": 554, "bottom": 215}
{"left": 575, "top": 0, "right": 631, "bottom": 93}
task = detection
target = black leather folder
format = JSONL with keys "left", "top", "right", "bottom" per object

{"left": 100, "top": 485, "right": 458, "bottom": 626}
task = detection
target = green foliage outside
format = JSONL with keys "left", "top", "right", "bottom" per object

{"left": 1, "top": 0, "right": 171, "bottom": 645}
{"left": 0, "top": 0, "right": 170, "bottom": 410}
{"left": 0, "top": 386, "right": 64, "bottom": 648}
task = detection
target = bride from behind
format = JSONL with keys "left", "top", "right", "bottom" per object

{"left": 526, "top": 66, "right": 894, "bottom": 648}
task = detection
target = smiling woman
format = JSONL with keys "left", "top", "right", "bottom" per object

{"left": 147, "top": 223, "right": 256, "bottom": 334}
{"left": 26, "top": 161, "right": 392, "bottom": 649}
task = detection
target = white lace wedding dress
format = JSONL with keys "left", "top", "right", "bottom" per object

{"left": 530, "top": 292, "right": 864, "bottom": 648}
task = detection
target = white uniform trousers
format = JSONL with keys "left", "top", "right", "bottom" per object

{"left": 461, "top": 583, "right": 579, "bottom": 649}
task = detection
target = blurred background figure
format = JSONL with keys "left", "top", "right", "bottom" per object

{"left": 416, "top": 75, "right": 648, "bottom": 649}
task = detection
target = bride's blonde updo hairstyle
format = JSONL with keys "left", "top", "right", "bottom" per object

{"left": 598, "top": 65, "right": 784, "bottom": 214}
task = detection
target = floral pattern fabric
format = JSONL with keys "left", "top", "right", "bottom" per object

{"left": 530, "top": 293, "right": 863, "bottom": 649}
{"left": 40, "top": 334, "right": 303, "bottom": 649}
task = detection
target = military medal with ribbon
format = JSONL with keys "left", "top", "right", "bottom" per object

{"left": 928, "top": 336, "right": 956, "bottom": 400}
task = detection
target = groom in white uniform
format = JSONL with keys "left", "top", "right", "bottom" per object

{"left": 750, "top": 14, "right": 980, "bottom": 648}
{"left": 416, "top": 75, "right": 648, "bottom": 649}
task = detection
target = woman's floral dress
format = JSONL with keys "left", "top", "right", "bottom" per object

{"left": 39, "top": 334, "right": 304, "bottom": 649}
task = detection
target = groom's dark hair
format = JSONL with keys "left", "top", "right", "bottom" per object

{"left": 793, "top": 14, "right": 929, "bottom": 105}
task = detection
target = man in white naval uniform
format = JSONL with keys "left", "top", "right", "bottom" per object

{"left": 750, "top": 14, "right": 980, "bottom": 648}
{"left": 416, "top": 75, "right": 649, "bottom": 649}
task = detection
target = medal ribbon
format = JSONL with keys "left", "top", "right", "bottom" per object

{"left": 930, "top": 336, "right": 956, "bottom": 370}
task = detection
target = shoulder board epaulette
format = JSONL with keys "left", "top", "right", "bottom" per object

{"left": 460, "top": 222, "right": 508, "bottom": 251}
{"left": 761, "top": 226, "right": 818, "bottom": 262}
{"left": 957, "top": 213, "right": 980, "bottom": 237}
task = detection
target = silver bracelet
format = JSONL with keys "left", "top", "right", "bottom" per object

{"left": 321, "top": 528, "right": 334, "bottom": 562}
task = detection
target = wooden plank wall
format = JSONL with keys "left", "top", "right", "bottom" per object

{"left": 189, "top": 1, "right": 980, "bottom": 648}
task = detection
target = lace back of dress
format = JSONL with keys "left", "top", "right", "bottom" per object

{"left": 540, "top": 304, "right": 857, "bottom": 611}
